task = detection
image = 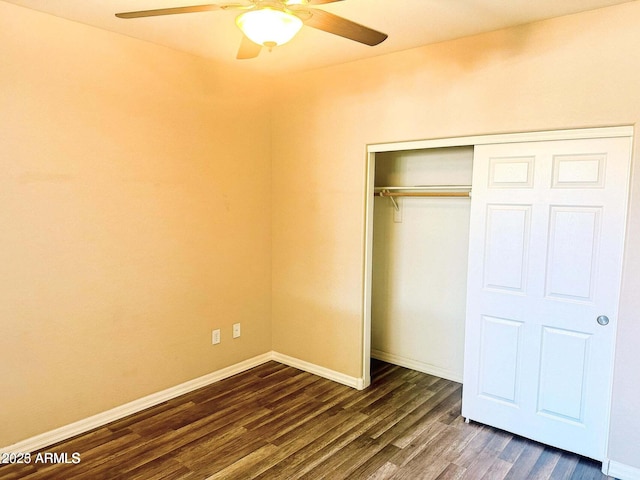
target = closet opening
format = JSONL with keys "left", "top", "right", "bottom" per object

{"left": 362, "top": 126, "right": 632, "bottom": 467}
{"left": 365, "top": 146, "right": 473, "bottom": 385}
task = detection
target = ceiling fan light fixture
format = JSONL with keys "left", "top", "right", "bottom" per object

{"left": 236, "top": 8, "right": 303, "bottom": 48}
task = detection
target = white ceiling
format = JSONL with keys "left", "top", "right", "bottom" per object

{"left": 3, "top": 0, "right": 635, "bottom": 74}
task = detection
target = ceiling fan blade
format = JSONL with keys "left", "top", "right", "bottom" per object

{"left": 303, "top": 9, "right": 387, "bottom": 46}
{"left": 116, "top": 4, "right": 229, "bottom": 19}
{"left": 237, "top": 35, "right": 262, "bottom": 59}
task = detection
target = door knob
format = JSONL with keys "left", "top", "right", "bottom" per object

{"left": 597, "top": 315, "right": 610, "bottom": 326}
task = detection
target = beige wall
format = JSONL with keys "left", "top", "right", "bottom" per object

{"left": 0, "top": 3, "right": 272, "bottom": 446}
{"left": 271, "top": 1, "right": 640, "bottom": 468}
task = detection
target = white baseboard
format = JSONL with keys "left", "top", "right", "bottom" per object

{"left": 371, "top": 349, "right": 463, "bottom": 383}
{"left": 271, "top": 351, "right": 365, "bottom": 390}
{"left": 2, "top": 352, "right": 273, "bottom": 454}
{"left": 608, "top": 459, "right": 640, "bottom": 480}
{"left": 1, "top": 351, "right": 365, "bottom": 453}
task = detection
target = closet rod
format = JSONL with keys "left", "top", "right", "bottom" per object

{"left": 374, "top": 185, "right": 471, "bottom": 197}
{"left": 375, "top": 191, "right": 470, "bottom": 198}
{"left": 374, "top": 185, "right": 472, "bottom": 191}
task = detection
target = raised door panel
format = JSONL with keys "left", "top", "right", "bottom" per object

{"left": 537, "top": 326, "right": 591, "bottom": 425}
{"left": 483, "top": 206, "right": 531, "bottom": 293}
{"left": 545, "top": 207, "right": 601, "bottom": 302}
{"left": 478, "top": 315, "right": 523, "bottom": 405}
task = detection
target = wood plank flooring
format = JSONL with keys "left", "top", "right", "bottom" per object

{"left": 0, "top": 360, "right": 612, "bottom": 480}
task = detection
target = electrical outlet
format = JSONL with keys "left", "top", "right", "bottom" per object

{"left": 212, "top": 329, "right": 221, "bottom": 345}
{"left": 232, "top": 323, "right": 241, "bottom": 339}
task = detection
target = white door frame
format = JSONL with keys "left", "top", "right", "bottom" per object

{"left": 362, "top": 125, "right": 633, "bottom": 391}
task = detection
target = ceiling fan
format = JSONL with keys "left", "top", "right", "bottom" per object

{"left": 115, "top": 0, "right": 388, "bottom": 59}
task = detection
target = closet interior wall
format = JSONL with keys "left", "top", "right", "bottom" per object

{"left": 371, "top": 146, "right": 473, "bottom": 382}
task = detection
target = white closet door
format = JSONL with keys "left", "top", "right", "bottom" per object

{"left": 462, "top": 136, "right": 631, "bottom": 461}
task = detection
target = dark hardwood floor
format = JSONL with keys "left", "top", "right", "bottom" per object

{"left": 1, "top": 360, "right": 612, "bottom": 480}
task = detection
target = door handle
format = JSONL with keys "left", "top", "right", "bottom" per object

{"left": 597, "top": 315, "right": 610, "bottom": 326}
